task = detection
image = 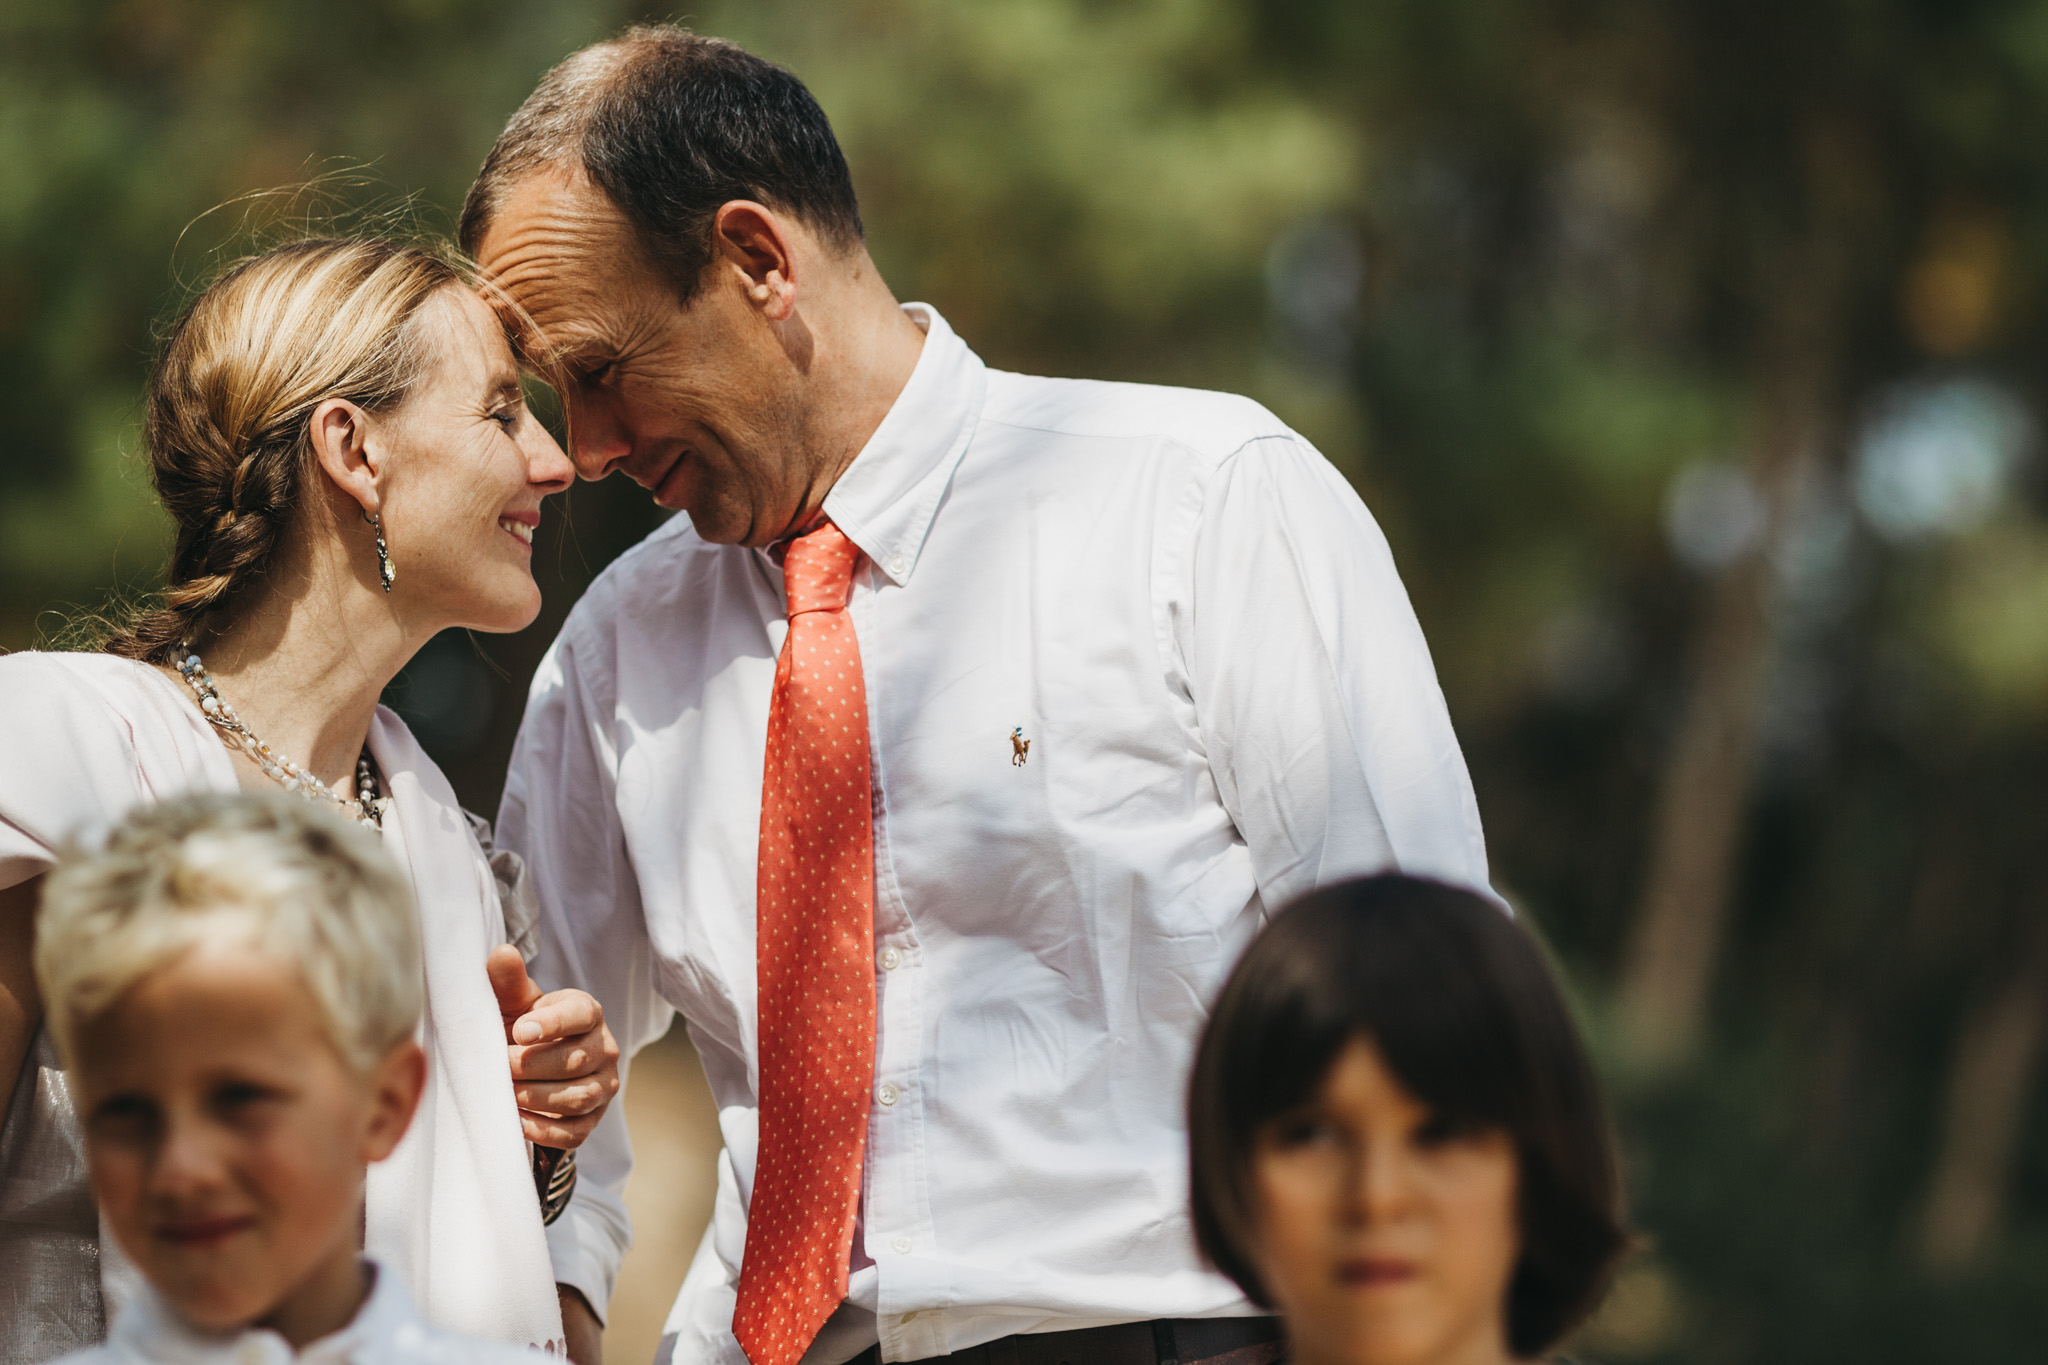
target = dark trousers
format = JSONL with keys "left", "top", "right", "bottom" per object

{"left": 847, "top": 1317, "right": 1284, "bottom": 1365}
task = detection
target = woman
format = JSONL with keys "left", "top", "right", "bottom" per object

{"left": 0, "top": 237, "right": 615, "bottom": 1360}
{"left": 1187, "top": 876, "right": 1629, "bottom": 1365}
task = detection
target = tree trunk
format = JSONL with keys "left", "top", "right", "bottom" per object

{"left": 1618, "top": 175, "right": 1855, "bottom": 1072}
{"left": 1616, "top": 389, "right": 1813, "bottom": 1070}
{"left": 1916, "top": 912, "right": 2048, "bottom": 1275}
{"left": 1617, "top": 540, "right": 1779, "bottom": 1069}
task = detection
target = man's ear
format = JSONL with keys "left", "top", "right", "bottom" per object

{"left": 308, "top": 397, "right": 383, "bottom": 519}
{"left": 361, "top": 1038, "right": 427, "bottom": 1164}
{"left": 713, "top": 201, "right": 799, "bottom": 322}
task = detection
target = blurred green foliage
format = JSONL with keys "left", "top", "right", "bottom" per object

{"left": 9, "top": 1, "right": 2048, "bottom": 1360}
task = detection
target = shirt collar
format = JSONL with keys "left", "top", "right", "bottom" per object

{"left": 108, "top": 1260, "right": 417, "bottom": 1365}
{"left": 819, "top": 303, "right": 986, "bottom": 587}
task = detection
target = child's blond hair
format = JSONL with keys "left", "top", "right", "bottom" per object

{"left": 37, "top": 791, "right": 422, "bottom": 1073}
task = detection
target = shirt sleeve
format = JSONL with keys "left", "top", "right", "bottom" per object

{"left": 495, "top": 623, "right": 673, "bottom": 1324}
{"left": 0, "top": 654, "right": 146, "bottom": 890}
{"left": 1177, "top": 433, "right": 1495, "bottom": 911}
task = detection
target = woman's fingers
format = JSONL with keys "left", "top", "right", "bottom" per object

{"left": 509, "top": 986, "right": 604, "bottom": 1045}
{"left": 487, "top": 944, "right": 543, "bottom": 1029}
{"left": 521, "top": 1108, "right": 602, "bottom": 1149}
{"left": 502, "top": 987, "right": 620, "bottom": 1150}
{"left": 513, "top": 1072, "right": 615, "bottom": 1117}
{"left": 514, "top": 1063, "right": 615, "bottom": 1148}
{"left": 509, "top": 1023, "right": 621, "bottom": 1084}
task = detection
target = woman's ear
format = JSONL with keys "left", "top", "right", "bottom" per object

{"left": 308, "top": 397, "right": 383, "bottom": 518}
{"left": 361, "top": 1038, "right": 427, "bottom": 1164}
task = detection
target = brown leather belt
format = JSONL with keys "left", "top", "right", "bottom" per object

{"left": 848, "top": 1318, "right": 1284, "bottom": 1365}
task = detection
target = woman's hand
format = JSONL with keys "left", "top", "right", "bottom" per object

{"left": 487, "top": 944, "right": 622, "bottom": 1148}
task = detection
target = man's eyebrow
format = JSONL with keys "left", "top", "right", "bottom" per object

{"left": 502, "top": 325, "right": 559, "bottom": 374}
{"left": 518, "top": 331, "right": 612, "bottom": 385}
{"left": 487, "top": 306, "right": 578, "bottom": 377}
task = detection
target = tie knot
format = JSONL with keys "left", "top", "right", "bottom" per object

{"left": 782, "top": 521, "right": 861, "bottom": 617}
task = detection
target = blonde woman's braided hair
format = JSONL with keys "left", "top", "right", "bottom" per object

{"left": 104, "top": 237, "right": 464, "bottom": 663}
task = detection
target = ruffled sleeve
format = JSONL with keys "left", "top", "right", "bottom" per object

{"left": 0, "top": 652, "right": 236, "bottom": 889}
{"left": 462, "top": 808, "right": 541, "bottom": 964}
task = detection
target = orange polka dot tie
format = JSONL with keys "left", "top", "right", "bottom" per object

{"left": 734, "top": 520, "right": 878, "bottom": 1365}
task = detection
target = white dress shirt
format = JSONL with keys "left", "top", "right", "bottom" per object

{"left": 51, "top": 1259, "right": 548, "bottom": 1365}
{"left": 498, "top": 305, "right": 1492, "bottom": 1365}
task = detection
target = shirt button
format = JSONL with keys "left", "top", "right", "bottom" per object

{"left": 879, "top": 947, "right": 902, "bottom": 971}
{"left": 889, "top": 555, "right": 908, "bottom": 577}
{"left": 877, "top": 1083, "right": 899, "bottom": 1106}
{"left": 892, "top": 1235, "right": 913, "bottom": 1255}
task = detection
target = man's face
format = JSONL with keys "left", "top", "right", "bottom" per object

{"left": 474, "top": 169, "right": 812, "bottom": 546}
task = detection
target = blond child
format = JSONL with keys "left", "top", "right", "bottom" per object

{"left": 36, "top": 792, "right": 548, "bottom": 1364}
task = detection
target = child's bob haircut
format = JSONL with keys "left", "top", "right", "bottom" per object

{"left": 37, "top": 791, "right": 423, "bottom": 1074}
{"left": 1188, "top": 875, "right": 1628, "bottom": 1359}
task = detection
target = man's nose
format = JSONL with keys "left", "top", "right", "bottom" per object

{"left": 565, "top": 389, "right": 633, "bottom": 482}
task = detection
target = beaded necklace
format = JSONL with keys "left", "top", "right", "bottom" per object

{"left": 173, "top": 649, "right": 388, "bottom": 828}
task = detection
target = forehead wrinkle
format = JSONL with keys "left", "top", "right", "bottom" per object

{"left": 477, "top": 171, "right": 635, "bottom": 293}
{"left": 480, "top": 247, "right": 626, "bottom": 383}
{"left": 478, "top": 167, "right": 669, "bottom": 332}
{"left": 529, "top": 282, "right": 670, "bottom": 386}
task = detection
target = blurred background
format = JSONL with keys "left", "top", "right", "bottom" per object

{"left": 7, "top": 0, "right": 2048, "bottom": 1359}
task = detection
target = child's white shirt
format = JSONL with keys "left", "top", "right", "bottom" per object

{"left": 51, "top": 1261, "right": 551, "bottom": 1365}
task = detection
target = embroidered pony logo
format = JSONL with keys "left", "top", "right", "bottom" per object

{"left": 1010, "top": 726, "right": 1031, "bottom": 766}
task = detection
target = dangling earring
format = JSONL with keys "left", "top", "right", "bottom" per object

{"left": 364, "top": 510, "right": 395, "bottom": 592}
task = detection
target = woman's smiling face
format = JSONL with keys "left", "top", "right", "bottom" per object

{"left": 1250, "top": 1036, "right": 1523, "bottom": 1365}
{"left": 369, "top": 287, "right": 573, "bottom": 635}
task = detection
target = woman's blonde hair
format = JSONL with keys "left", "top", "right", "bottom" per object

{"left": 104, "top": 237, "right": 465, "bottom": 663}
{"left": 36, "top": 792, "right": 423, "bottom": 1074}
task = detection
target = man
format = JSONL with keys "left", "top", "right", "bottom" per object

{"left": 469, "top": 26, "right": 1495, "bottom": 1365}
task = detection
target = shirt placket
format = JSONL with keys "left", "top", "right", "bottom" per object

{"left": 851, "top": 572, "right": 946, "bottom": 1363}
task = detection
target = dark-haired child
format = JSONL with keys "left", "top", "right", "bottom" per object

{"left": 1188, "top": 876, "right": 1628, "bottom": 1365}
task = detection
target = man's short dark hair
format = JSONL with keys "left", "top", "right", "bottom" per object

{"left": 459, "top": 25, "right": 864, "bottom": 301}
{"left": 1187, "top": 875, "right": 1629, "bottom": 1358}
